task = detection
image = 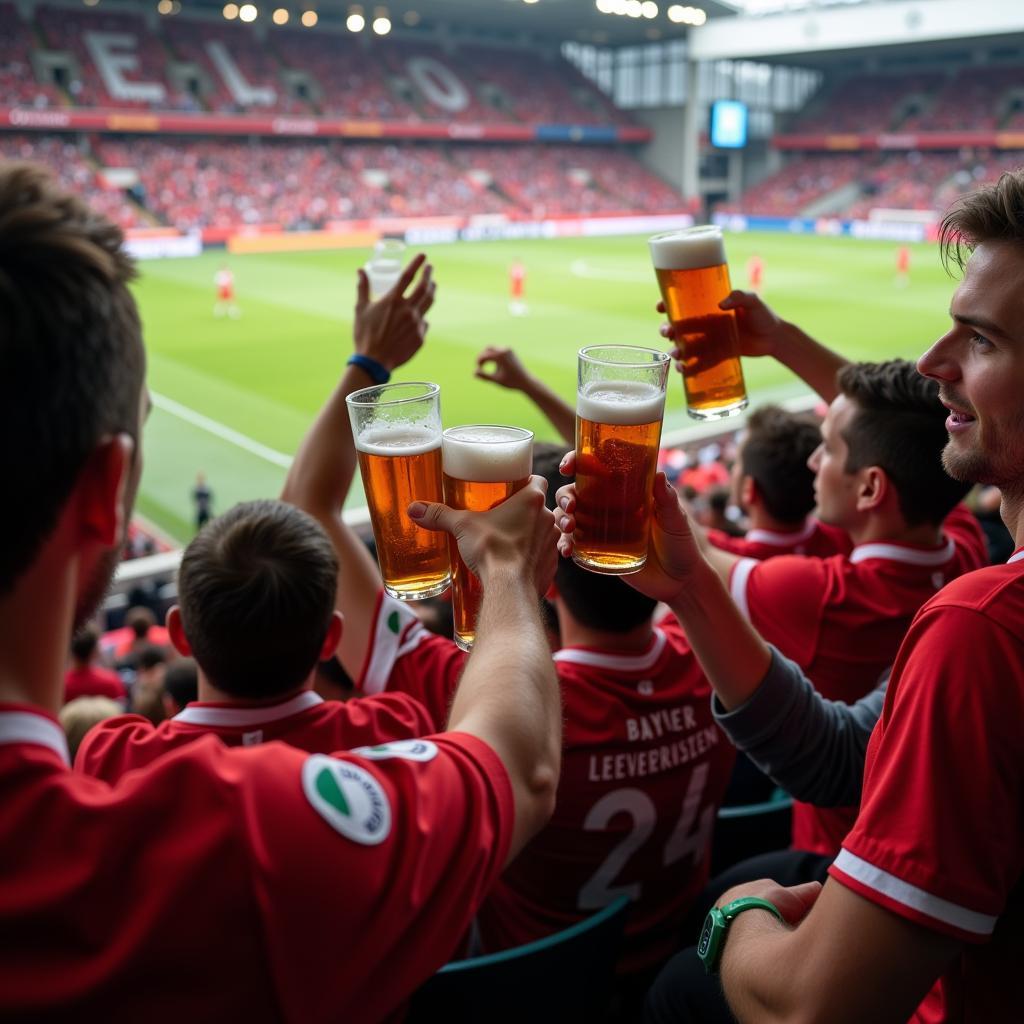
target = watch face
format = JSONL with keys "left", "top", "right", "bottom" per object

{"left": 697, "top": 915, "right": 714, "bottom": 958}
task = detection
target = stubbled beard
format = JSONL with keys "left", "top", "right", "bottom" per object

{"left": 942, "top": 441, "right": 995, "bottom": 486}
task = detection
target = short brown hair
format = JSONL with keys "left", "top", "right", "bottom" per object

{"left": 177, "top": 500, "right": 338, "bottom": 699}
{"left": 741, "top": 405, "right": 821, "bottom": 524}
{"left": 0, "top": 162, "right": 144, "bottom": 593}
{"left": 940, "top": 168, "right": 1024, "bottom": 272}
{"left": 836, "top": 360, "right": 970, "bottom": 526}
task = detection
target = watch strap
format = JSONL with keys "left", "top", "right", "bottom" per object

{"left": 698, "top": 896, "right": 784, "bottom": 975}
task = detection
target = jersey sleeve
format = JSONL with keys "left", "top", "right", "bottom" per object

{"left": 728, "top": 554, "right": 830, "bottom": 668}
{"left": 241, "top": 732, "right": 515, "bottom": 1021}
{"left": 358, "top": 591, "right": 466, "bottom": 731}
{"left": 73, "top": 714, "right": 157, "bottom": 782}
{"left": 942, "top": 503, "right": 990, "bottom": 572}
{"left": 341, "top": 691, "right": 438, "bottom": 745}
{"left": 830, "top": 605, "right": 1024, "bottom": 943}
{"left": 706, "top": 529, "right": 761, "bottom": 558}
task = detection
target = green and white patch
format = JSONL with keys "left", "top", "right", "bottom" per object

{"left": 302, "top": 755, "right": 391, "bottom": 845}
{"left": 352, "top": 739, "right": 438, "bottom": 762}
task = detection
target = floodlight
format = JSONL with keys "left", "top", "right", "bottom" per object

{"left": 301, "top": 8, "right": 317, "bottom": 24}
{"left": 625, "top": 0, "right": 643, "bottom": 17}
{"left": 667, "top": 3, "right": 683, "bottom": 21}
{"left": 692, "top": 8, "right": 706, "bottom": 23}
{"left": 223, "top": 2, "right": 239, "bottom": 17}
{"left": 346, "top": 11, "right": 365, "bottom": 29}
{"left": 372, "top": 15, "right": 391, "bottom": 33}
{"left": 157, "top": 0, "right": 173, "bottom": 13}
{"left": 272, "top": 7, "right": 289, "bottom": 22}
{"left": 238, "top": 3, "right": 257, "bottom": 21}
{"left": 641, "top": 0, "right": 657, "bottom": 16}
{"left": 595, "top": 0, "right": 613, "bottom": 12}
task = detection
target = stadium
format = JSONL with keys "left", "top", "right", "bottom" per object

{"left": 2, "top": 0, "right": 1023, "bottom": 1020}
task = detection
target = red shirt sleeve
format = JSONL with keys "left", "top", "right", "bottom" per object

{"left": 729, "top": 554, "right": 831, "bottom": 668}
{"left": 359, "top": 591, "right": 466, "bottom": 730}
{"left": 241, "top": 732, "right": 515, "bottom": 1020}
{"left": 941, "top": 503, "right": 990, "bottom": 572}
{"left": 831, "top": 604, "right": 1024, "bottom": 942}
{"left": 74, "top": 714, "right": 156, "bottom": 781}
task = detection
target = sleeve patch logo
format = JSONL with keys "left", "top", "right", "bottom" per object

{"left": 302, "top": 755, "right": 391, "bottom": 845}
{"left": 351, "top": 739, "right": 438, "bottom": 762}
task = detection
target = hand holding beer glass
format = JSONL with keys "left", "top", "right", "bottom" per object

{"left": 573, "top": 345, "right": 670, "bottom": 575}
{"left": 442, "top": 425, "right": 534, "bottom": 650}
{"left": 649, "top": 226, "right": 748, "bottom": 420}
{"left": 347, "top": 382, "right": 451, "bottom": 601}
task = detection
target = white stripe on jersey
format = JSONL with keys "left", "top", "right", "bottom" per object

{"left": 833, "top": 848, "right": 997, "bottom": 936}
{"left": 729, "top": 558, "right": 758, "bottom": 621}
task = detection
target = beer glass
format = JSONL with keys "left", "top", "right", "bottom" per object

{"left": 365, "top": 238, "right": 406, "bottom": 300}
{"left": 347, "top": 382, "right": 450, "bottom": 600}
{"left": 442, "top": 425, "right": 534, "bottom": 650}
{"left": 649, "top": 226, "right": 748, "bottom": 420}
{"left": 573, "top": 346, "right": 670, "bottom": 575}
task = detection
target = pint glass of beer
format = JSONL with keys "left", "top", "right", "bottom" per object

{"left": 442, "top": 425, "right": 534, "bottom": 651}
{"left": 574, "top": 346, "right": 670, "bottom": 575}
{"left": 347, "top": 382, "right": 450, "bottom": 601}
{"left": 649, "top": 226, "right": 748, "bottom": 421}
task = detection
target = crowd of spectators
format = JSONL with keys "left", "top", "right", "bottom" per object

{"left": 61, "top": 137, "right": 681, "bottom": 229}
{"left": 724, "top": 149, "right": 1024, "bottom": 220}
{"left": 0, "top": 2, "right": 634, "bottom": 126}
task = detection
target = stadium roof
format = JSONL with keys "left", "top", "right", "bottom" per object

{"left": 128, "top": 0, "right": 739, "bottom": 46}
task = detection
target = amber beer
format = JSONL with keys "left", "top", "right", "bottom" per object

{"left": 442, "top": 426, "right": 533, "bottom": 650}
{"left": 347, "top": 383, "right": 451, "bottom": 601}
{"left": 573, "top": 346, "right": 670, "bottom": 575}
{"left": 649, "top": 226, "right": 748, "bottom": 420}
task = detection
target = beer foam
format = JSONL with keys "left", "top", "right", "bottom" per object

{"left": 649, "top": 226, "right": 726, "bottom": 271}
{"left": 355, "top": 425, "right": 440, "bottom": 457}
{"left": 442, "top": 426, "right": 533, "bottom": 482}
{"left": 576, "top": 381, "right": 665, "bottom": 426}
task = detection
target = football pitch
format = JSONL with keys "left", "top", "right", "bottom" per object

{"left": 134, "top": 231, "right": 958, "bottom": 542}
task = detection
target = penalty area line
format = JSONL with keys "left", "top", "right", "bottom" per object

{"left": 151, "top": 391, "right": 293, "bottom": 468}
{"left": 149, "top": 392, "right": 371, "bottom": 526}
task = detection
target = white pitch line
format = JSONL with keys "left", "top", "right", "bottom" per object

{"left": 149, "top": 391, "right": 371, "bottom": 527}
{"left": 151, "top": 391, "right": 293, "bottom": 469}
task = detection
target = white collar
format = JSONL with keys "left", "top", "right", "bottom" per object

{"left": 1008, "top": 550, "right": 1024, "bottom": 564}
{"left": 745, "top": 518, "right": 818, "bottom": 546}
{"left": 849, "top": 536, "right": 956, "bottom": 567}
{"left": 553, "top": 628, "right": 667, "bottom": 672}
{"left": 0, "top": 711, "right": 70, "bottom": 766}
{"left": 174, "top": 690, "right": 323, "bottom": 727}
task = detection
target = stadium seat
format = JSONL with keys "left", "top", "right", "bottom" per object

{"left": 407, "top": 895, "right": 630, "bottom": 1024}
{"left": 710, "top": 790, "right": 793, "bottom": 876}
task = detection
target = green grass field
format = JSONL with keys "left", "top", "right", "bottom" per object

{"left": 133, "top": 231, "right": 957, "bottom": 543}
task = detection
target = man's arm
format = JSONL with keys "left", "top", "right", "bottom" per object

{"left": 716, "top": 878, "right": 960, "bottom": 1024}
{"left": 713, "top": 649, "right": 885, "bottom": 807}
{"left": 280, "top": 255, "right": 434, "bottom": 679}
{"left": 475, "top": 346, "right": 575, "bottom": 445}
{"left": 660, "top": 291, "right": 848, "bottom": 403}
{"left": 410, "top": 478, "right": 561, "bottom": 861}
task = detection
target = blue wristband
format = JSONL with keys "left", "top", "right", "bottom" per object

{"left": 348, "top": 353, "right": 391, "bottom": 385}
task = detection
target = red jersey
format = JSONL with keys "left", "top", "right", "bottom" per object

{"left": 708, "top": 517, "right": 852, "bottom": 561}
{"left": 509, "top": 262, "right": 525, "bottom": 298}
{"left": 77, "top": 689, "right": 436, "bottom": 781}
{"left": 729, "top": 504, "right": 987, "bottom": 855}
{"left": 830, "top": 553, "right": 1024, "bottom": 1024}
{"left": 215, "top": 268, "right": 234, "bottom": 299}
{"left": 0, "top": 704, "right": 512, "bottom": 1022}
{"left": 64, "top": 665, "right": 126, "bottom": 704}
{"left": 361, "top": 594, "right": 735, "bottom": 972}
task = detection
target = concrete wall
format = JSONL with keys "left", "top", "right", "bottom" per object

{"left": 632, "top": 105, "right": 687, "bottom": 195}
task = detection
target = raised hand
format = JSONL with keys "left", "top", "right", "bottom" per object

{"left": 354, "top": 253, "right": 436, "bottom": 372}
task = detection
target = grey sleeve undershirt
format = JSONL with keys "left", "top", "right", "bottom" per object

{"left": 712, "top": 645, "right": 887, "bottom": 807}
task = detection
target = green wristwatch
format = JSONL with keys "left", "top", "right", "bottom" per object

{"left": 697, "top": 896, "right": 784, "bottom": 975}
